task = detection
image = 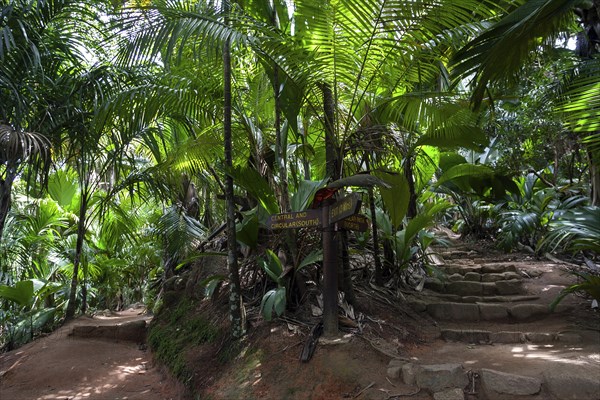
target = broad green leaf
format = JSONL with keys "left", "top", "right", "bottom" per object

{"left": 290, "top": 179, "right": 328, "bottom": 211}
{"left": 436, "top": 163, "right": 494, "bottom": 187}
{"left": 0, "top": 280, "right": 35, "bottom": 307}
{"left": 414, "top": 146, "right": 439, "bottom": 193}
{"left": 260, "top": 249, "right": 284, "bottom": 283}
{"left": 260, "top": 287, "right": 286, "bottom": 321}
{"left": 236, "top": 208, "right": 259, "bottom": 249}
{"left": 375, "top": 171, "right": 410, "bottom": 230}
{"left": 297, "top": 249, "right": 323, "bottom": 271}
{"left": 227, "top": 166, "right": 279, "bottom": 215}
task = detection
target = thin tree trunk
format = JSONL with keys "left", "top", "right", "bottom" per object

{"left": 0, "top": 170, "right": 16, "bottom": 242}
{"left": 588, "top": 149, "right": 600, "bottom": 206}
{"left": 404, "top": 157, "right": 417, "bottom": 219}
{"left": 223, "top": 30, "right": 245, "bottom": 339}
{"left": 322, "top": 83, "right": 338, "bottom": 180}
{"left": 369, "top": 187, "right": 385, "bottom": 285}
{"left": 65, "top": 190, "right": 88, "bottom": 320}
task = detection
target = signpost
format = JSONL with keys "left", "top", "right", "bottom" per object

{"left": 267, "top": 209, "right": 321, "bottom": 230}
{"left": 338, "top": 214, "right": 369, "bottom": 232}
{"left": 268, "top": 194, "right": 364, "bottom": 337}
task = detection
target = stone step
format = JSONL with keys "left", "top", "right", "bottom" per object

{"left": 425, "top": 278, "right": 525, "bottom": 296}
{"left": 409, "top": 301, "right": 573, "bottom": 322}
{"left": 440, "top": 329, "right": 584, "bottom": 344}
{"left": 438, "top": 263, "right": 519, "bottom": 275}
{"left": 417, "top": 292, "right": 540, "bottom": 304}
{"left": 386, "top": 358, "right": 600, "bottom": 400}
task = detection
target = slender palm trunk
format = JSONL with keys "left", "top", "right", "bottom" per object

{"left": 65, "top": 190, "right": 88, "bottom": 320}
{"left": 0, "top": 171, "right": 15, "bottom": 242}
{"left": 404, "top": 157, "right": 417, "bottom": 219}
{"left": 322, "top": 83, "right": 338, "bottom": 180}
{"left": 224, "top": 32, "right": 245, "bottom": 339}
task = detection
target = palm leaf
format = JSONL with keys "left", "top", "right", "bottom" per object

{"left": 452, "top": 0, "right": 579, "bottom": 107}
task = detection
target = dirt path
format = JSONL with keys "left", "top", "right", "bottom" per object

{"left": 0, "top": 307, "right": 182, "bottom": 400}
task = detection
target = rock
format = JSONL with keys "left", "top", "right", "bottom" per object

{"left": 462, "top": 296, "right": 481, "bottom": 303}
{"left": 543, "top": 368, "right": 600, "bottom": 399}
{"left": 448, "top": 273, "right": 464, "bottom": 282}
{"left": 509, "top": 304, "right": 549, "bottom": 320}
{"left": 402, "top": 363, "right": 417, "bottom": 385}
{"left": 556, "top": 332, "right": 583, "bottom": 343}
{"left": 481, "top": 273, "right": 505, "bottom": 282}
{"left": 481, "top": 263, "right": 517, "bottom": 273}
{"left": 495, "top": 279, "right": 523, "bottom": 295}
{"left": 415, "top": 363, "right": 468, "bottom": 393}
{"left": 387, "top": 366, "right": 402, "bottom": 379}
{"left": 490, "top": 331, "right": 526, "bottom": 343}
{"left": 481, "top": 282, "right": 498, "bottom": 295}
{"left": 387, "top": 358, "right": 406, "bottom": 379}
{"left": 525, "top": 332, "right": 555, "bottom": 343}
{"left": 445, "top": 281, "right": 483, "bottom": 296}
{"left": 463, "top": 272, "right": 481, "bottom": 282}
{"left": 433, "top": 388, "right": 465, "bottom": 400}
{"left": 441, "top": 329, "right": 490, "bottom": 344}
{"left": 478, "top": 304, "right": 509, "bottom": 320}
{"left": 425, "top": 277, "right": 446, "bottom": 292}
{"left": 480, "top": 368, "right": 541, "bottom": 399}
{"left": 502, "top": 271, "right": 521, "bottom": 280}
{"left": 427, "top": 303, "right": 480, "bottom": 322}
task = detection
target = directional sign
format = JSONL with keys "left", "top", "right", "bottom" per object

{"left": 338, "top": 214, "right": 369, "bottom": 232}
{"left": 267, "top": 209, "right": 322, "bottom": 230}
{"left": 329, "top": 193, "right": 361, "bottom": 224}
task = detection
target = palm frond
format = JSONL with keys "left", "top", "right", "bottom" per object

{"left": 452, "top": 0, "right": 580, "bottom": 107}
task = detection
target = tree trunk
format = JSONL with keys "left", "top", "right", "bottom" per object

{"left": 322, "top": 83, "right": 339, "bottom": 180}
{"left": 223, "top": 30, "right": 245, "bottom": 339}
{"left": 65, "top": 190, "right": 88, "bottom": 320}
{"left": 589, "top": 150, "right": 600, "bottom": 206}
{"left": 369, "top": 187, "right": 385, "bottom": 285}
{"left": 0, "top": 170, "right": 16, "bottom": 243}
{"left": 404, "top": 156, "right": 418, "bottom": 219}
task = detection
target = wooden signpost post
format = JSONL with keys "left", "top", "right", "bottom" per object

{"left": 268, "top": 193, "right": 363, "bottom": 337}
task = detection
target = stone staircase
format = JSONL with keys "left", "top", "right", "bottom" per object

{"left": 393, "top": 237, "right": 600, "bottom": 399}
{"left": 405, "top": 240, "right": 596, "bottom": 345}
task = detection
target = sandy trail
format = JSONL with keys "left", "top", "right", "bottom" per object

{"left": 0, "top": 308, "right": 181, "bottom": 400}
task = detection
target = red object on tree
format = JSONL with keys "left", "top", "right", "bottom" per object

{"left": 311, "top": 187, "right": 339, "bottom": 208}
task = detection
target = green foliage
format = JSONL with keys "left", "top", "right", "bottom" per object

{"left": 376, "top": 171, "right": 410, "bottom": 229}
{"left": 542, "top": 206, "right": 600, "bottom": 253}
{"left": 550, "top": 271, "right": 600, "bottom": 311}
{"left": 259, "top": 249, "right": 286, "bottom": 320}
{"left": 260, "top": 287, "right": 286, "bottom": 322}
{"left": 497, "top": 175, "right": 587, "bottom": 251}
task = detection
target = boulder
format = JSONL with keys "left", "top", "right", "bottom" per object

{"left": 543, "top": 368, "right": 600, "bottom": 399}
{"left": 480, "top": 368, "right": 541, "bottom": 399}
{"left": 415, "top": 363, "right": 468, "bottom": 393}
{"left": 441, "top": 329, "right": 490, "bottom": 344}
{"left": 402, "top": 363, "right": 417, "bottom": 385}
{"left": 463, "top": 272, "right": 481, "bottom": 282}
